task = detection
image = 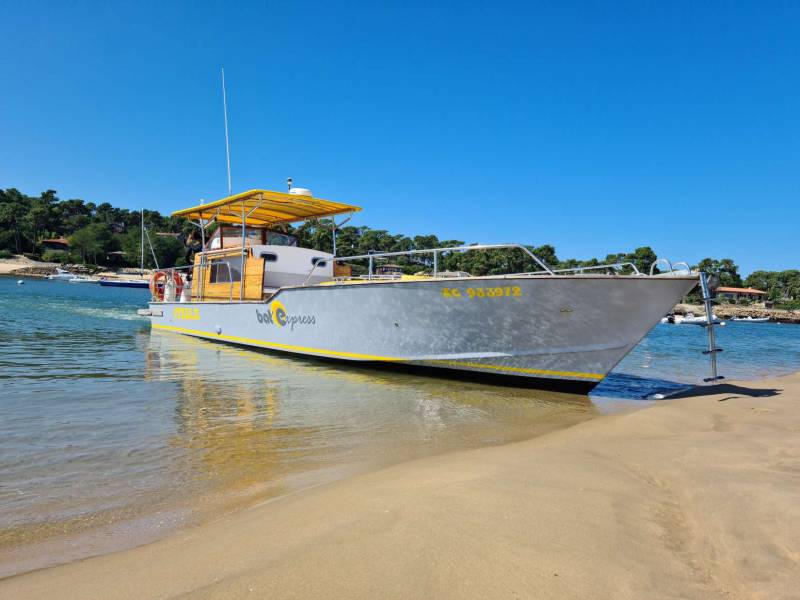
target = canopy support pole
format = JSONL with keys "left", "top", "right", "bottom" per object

{"left": 240, "top": 202, "right": 246, "bottom": 300}
{"left": 192, "top": 216, "right": 207, "bottom": 302}
{"left": 237, "top": 194, "right": 267, "bottom": 301}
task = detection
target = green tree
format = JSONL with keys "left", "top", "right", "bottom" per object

{"left": 94, "top": 202, "right": 115, "bottom": 225}
{"left": 69, "top": 223, "right": 118, "bottom": 264}
{"left": 0, "top": 189, "right": 29, "bottom": 253}
{"left": 151, "top": 235, "right": 185, "bottom": 268}
{"left": 120, "top": 227, "right": 146, "bottom": 268}
{"left": 54, "top": 198, "right": 92, "bottom": 233}
{"left": 695, "top": 257, "right": 743, "bottom": 287}
{"left": 630, "top": 246, "right": 658, "bottom": 274}
{"left": 24, "top": 190, "right": 57, "bottom": 253}
{"left": 746, "top": 269, "right": 800, "bottom": 302}
{"left": 531, "top": 244, "right": 558, "bottom": 268}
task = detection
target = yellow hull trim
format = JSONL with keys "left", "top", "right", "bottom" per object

{"left": 152, "top": 323, "right": 403, "bottom": 362}
{"left": 151, "top": 323, "right": 604, "bottom": 381}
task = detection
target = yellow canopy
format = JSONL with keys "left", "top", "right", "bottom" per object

{"left": 171, "top": 189, "right": 361, "bottom": 227}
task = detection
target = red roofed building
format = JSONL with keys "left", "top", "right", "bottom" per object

{"left": 714, "top": 286, "right": 767, "bottom": 303}
{"left": 41, "top": 237, "right": 70, "bottom": 252}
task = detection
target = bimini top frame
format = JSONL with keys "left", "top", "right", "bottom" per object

{"left": 171, "top": 189, "right": 361, "bottom": 228}
{"left": 173, "top": 189, "right": 360, "bottom": 301}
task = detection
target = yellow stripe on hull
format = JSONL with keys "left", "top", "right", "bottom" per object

{"left": 152, "top": 323, "right": 604, "bottom": 381}
{"left": 152, "top": 323, "right": 402, "bottom": 361}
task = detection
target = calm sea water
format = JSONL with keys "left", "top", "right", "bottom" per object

{"left": 1, "top": 276, "right": 799, "bottom": 576}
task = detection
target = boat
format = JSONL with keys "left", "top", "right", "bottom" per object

{"left": 99, "top": 278, "right": 150, "bottom": 289}
{"left": 68, "top": 276, "right": 99, "bottom": 284}
{"left": 679, "top": 312, "right": 724, "bottom": 326}
{"left": 47, "top": 268, "right": 77, "bottom": 280}
{"left": 138, "top": 187, "right": 699, "bottom": 393}
{"left": 731, "top": 316, "right": 770, "bottom": 323}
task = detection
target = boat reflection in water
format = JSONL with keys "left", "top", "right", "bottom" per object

{"left": 144, "top": 329, "right": 597, "bottom": 511}
{"left": 1, "top": 329, "right": 596, "bottom": 577}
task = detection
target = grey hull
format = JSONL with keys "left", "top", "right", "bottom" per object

{"left": 147, "top": 275, "right": 697, "bottom": 390}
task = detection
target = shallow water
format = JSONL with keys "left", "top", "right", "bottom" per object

{"left": 1, "top": 276, "right": 799, "bottom": 576}
{"left": 597, "top": 316, "right": 800, "bottom": 398}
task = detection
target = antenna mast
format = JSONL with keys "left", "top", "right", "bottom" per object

{"left": 221, "top": 67, "right": 232, "bottom": 196}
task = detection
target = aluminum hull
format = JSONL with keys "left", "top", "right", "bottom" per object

{"left": 146, "top": 275, "right": 697, "bottom": 392}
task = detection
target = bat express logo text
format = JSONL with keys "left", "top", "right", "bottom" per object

{"left": 255, "top": 300, "right": 316, "bottom": 330}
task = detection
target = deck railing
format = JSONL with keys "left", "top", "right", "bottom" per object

{"left": 151, "top": 243, "right": 689, "bottom": 303}
{"left": 330, "top": 244, "right": 554, "bottom": 280}
{"left": 318, "top": 243, "right": 646, "bottom": 282}
{"left": 534, "top": 262, "right": 641, "bottom": 276}
{"left": 153, "top": 251, "right": 250, "bottom": 303}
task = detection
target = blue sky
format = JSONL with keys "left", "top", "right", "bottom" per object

{"left": 1, "top": 1, "right": 797, "bottom": 275}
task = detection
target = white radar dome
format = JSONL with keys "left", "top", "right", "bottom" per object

{"left": 288, "top": 187, "right": 313, "bottom": 197}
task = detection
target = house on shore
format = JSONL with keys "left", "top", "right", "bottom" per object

{"left": 40, "top": 237, "right": 70, "bottom": 252}
{"left": 714, "top": 286, "right": 768, "bottom": 305}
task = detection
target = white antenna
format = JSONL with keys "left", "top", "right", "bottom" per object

{"left": 221, "top": 67, "right": 232, "bottom": 196}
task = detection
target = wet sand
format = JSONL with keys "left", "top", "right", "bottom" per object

{"left": 3, "top": 373, "right": 799, "bottom": 599}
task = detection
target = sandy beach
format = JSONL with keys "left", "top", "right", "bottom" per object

{"left": 0, "top": 256, "right": 150, "bottom": 281}
{"left": 0, "top": 257, "right": 58, "bottom": 275}
{"left": 2, "top": 373, "right": 798, "bottom": 599}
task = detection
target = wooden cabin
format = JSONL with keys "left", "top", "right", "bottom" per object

{"left": 171, "top": 189, "right": 361, "bottom": 302}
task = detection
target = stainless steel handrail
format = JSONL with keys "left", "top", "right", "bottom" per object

{"left": 525, "top": 261, "right": 641, "bottom": 276}
{"left": 301, "top": 243, "right": 555, "bottom": 285}
{"left": 300, "top": 245, "right": 664, "bottom": 285}
{"left": 648, "top": 258, "right": 694, "bottom": 277}
{"left": 672, "top": 261, "right": 692, "bottom": 275}
{"left": 650, "top": 258, "right": 673, "bottom": 276}
{"left": 152, "top": 246, "right": 692, "bottom": 303}
{"left": 334, "top": 243, "right": 555, "bottom": 278}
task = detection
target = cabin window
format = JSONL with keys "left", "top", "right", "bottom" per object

{"left": 206, "top": 227, "right": 298, "bottom": 250}
{"left": 311, "top": 257, "right": 328, "bottom": 268}
{"left": 260, "top": 252, "right": 278, "bottom": 262}
{"left": 208, "top": 227, "right": 264, "bottom": 250}
{"left": 265, "top": 231, "right": 298, "bottom": 247}
{"left": 209, "top": 257, "right": 243, "bottom": 283}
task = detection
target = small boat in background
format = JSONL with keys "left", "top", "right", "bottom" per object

{"left": 731, "top": 316, "right": 770, "bottom": 323}
{"left": 47, "top": 268, "right": 77, "bottom": 281}
{"left": 68, "top": 276, "right": 99, "bottom": 284}
{"left": 99, "top": 278, "right": 150, "bottom": 289}
{"left": 660, "top": 314, "right": 687, "bottom": 324}
{"left": 662, "top": 312, "right": 723, "bottom": 325}
{"left": 681, "top": 312, "right": 724, "bottom": 326}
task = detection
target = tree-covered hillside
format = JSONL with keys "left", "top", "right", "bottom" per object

{"left": 0, "top": 187, "right": 660, "bottom": 275}
{"left": 3, "top": 187, "right": 796, "bottom": 307}
{"left": 0, "top": 188, "right": 191, "bottom": 268}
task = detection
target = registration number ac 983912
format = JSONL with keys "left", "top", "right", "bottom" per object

{"left": 441, "top": 286, "right": 522, "bottom": 299}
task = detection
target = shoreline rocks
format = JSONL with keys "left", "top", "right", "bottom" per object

{"left": 674, "top": 303, "right": 800, "bottom": 324}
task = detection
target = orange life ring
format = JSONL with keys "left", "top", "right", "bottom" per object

{"left": 149, "top": 270, "right": 184, "bottom": 301}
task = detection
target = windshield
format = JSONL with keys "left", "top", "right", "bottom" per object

{"left": 206, "top": 227, "right": 298, "bottom": 249}
{"left": 265, "top": 231, "right": 298, "bottom": 247}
